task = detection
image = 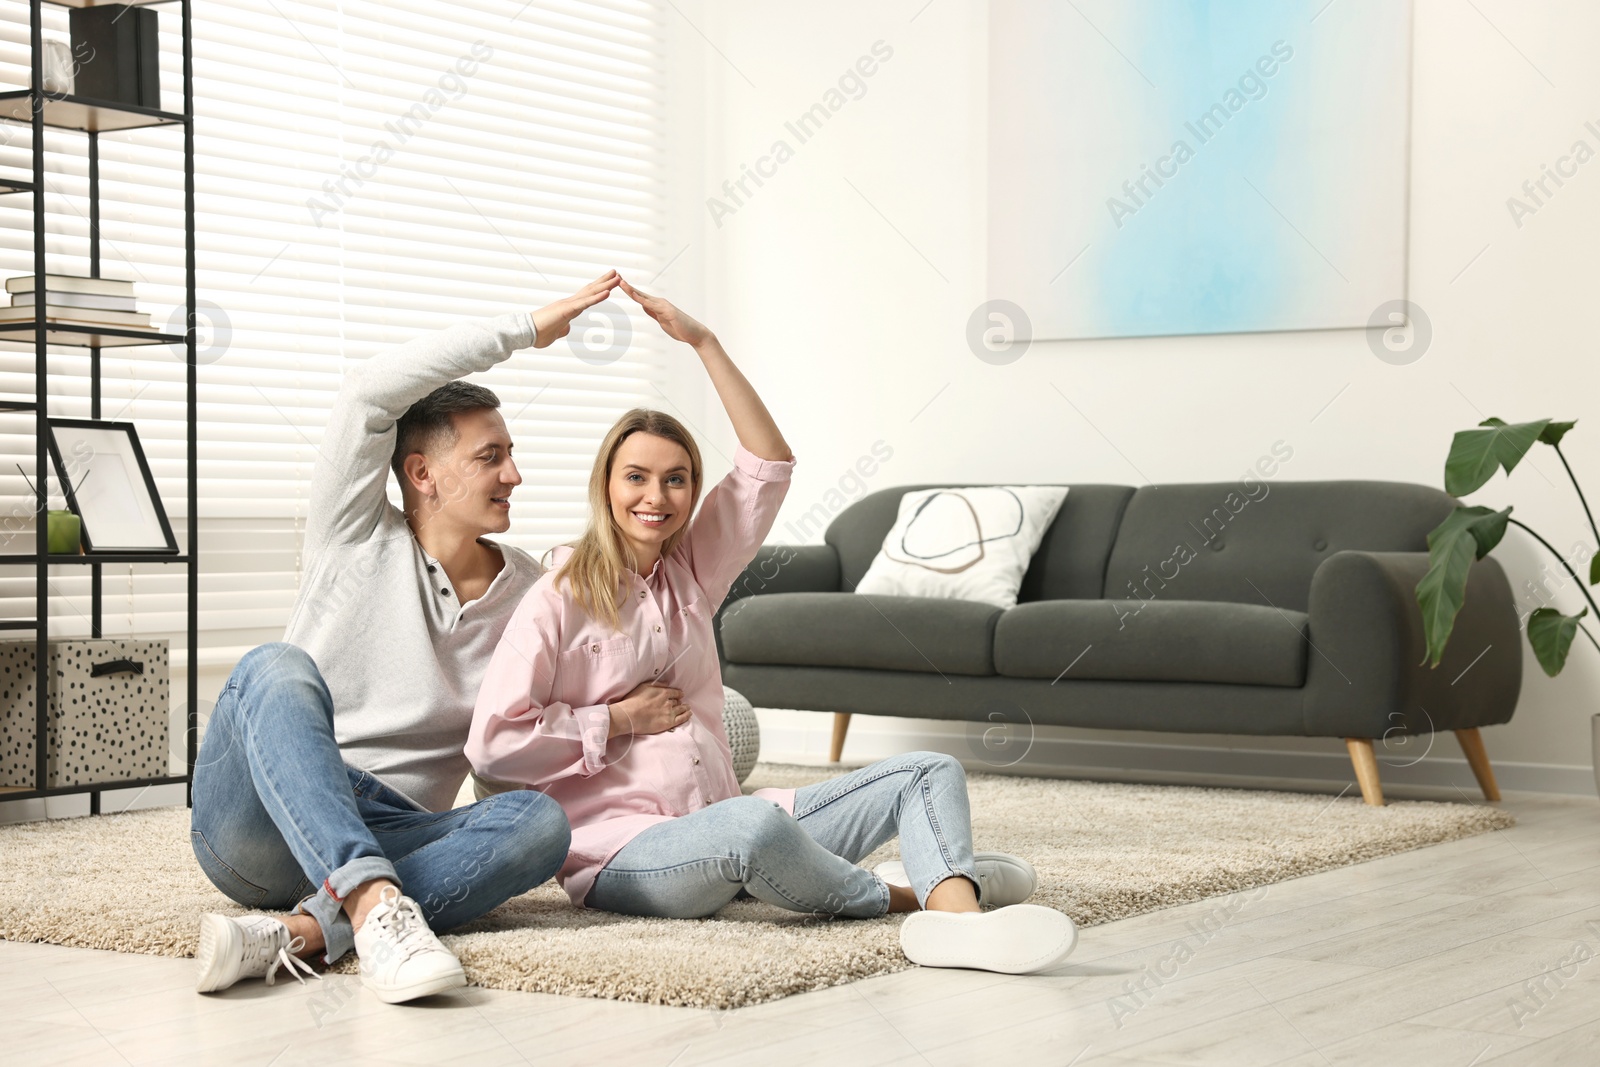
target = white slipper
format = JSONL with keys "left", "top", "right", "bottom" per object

{"left": 874, "top": 851, "right": 1038, "bottom": 907}
{"left": 899, "top": 904, "right": 1076, "bottom": 974}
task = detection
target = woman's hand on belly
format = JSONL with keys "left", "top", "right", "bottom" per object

{"left": 608, "top": 681, "right": 693, "bottom": 739}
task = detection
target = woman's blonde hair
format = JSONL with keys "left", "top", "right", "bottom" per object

{"left": 551, "top": 408, "right": 703, "bottom": 631}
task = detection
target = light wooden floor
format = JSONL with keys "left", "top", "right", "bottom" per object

{"left": 4, "top": 790, "right": 1598, "bottom": 1067}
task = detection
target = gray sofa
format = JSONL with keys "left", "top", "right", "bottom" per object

{"left": 714, "top": 481, "right": 1522, "bottom": 805}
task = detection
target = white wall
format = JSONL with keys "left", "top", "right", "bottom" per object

{"left": 687, "top": 0, "right": 1600, "bottom": 793}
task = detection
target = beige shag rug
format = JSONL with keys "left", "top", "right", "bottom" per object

{"left": 0, "top": 762, "right": 1514, "bottom": 1008}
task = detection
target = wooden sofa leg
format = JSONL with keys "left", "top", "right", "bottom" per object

{"left": 1345, "top": 738, "right": 1384, "bottom": 806}
{"left": 830, "top": 713, "right": 852, "bottom": 763}
{"left": 1455, "top": 728, "right": 1502, "bottom": 802}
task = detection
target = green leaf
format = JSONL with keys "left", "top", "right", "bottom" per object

{"left": 1416, "top": 506, "right": 1512, "bottom": 667}
{"left": 1591, "top": 551, "right": 1600, "bottom": 586}
{"left": 1469, "top": 415, "right": 1574, "bottom": 446}
{"left": 1446, "top": 420, "right": 1550, "bottom": 496}
{"left": 1539, "top": 420, "right": 1578, "bottom": 447}
{"left": 1465, "top": 506, "right": 1510, "bottom": 558}
{"left": 1527, "top": 607, "right": 1587, "bottom": 677}
{"left": 1426, "top": 505, "right": 1512, "bottom": 560}
{"left": 1417, "top": 536, "right": 1475, "bottom": 668}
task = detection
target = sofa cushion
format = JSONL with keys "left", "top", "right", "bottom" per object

{"left": 719, "top": 592, "right": 1001, "bottom": 677}
{"left": 993, "top": 599, "right": 1308, "bottom": 687}
{"left": 1102, "top": 480, "right": 1454, "bottom": 612}
{"left": 825, "top": 484, "right": 1136, "bottom": 601}
{"left": 855, "top": 486, "right": 1070, "bottom": 609}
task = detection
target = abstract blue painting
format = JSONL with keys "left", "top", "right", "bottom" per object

{"left": 988, "top": 0, "right": 1411, "bottom": 340}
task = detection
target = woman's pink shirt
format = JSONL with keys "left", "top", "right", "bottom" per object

{"left": 467, "top": 445, "right": 796, "bottom": 906}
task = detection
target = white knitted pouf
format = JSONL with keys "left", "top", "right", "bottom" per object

{"left": 721, "top": 686, "right": 761, "bottom": 783}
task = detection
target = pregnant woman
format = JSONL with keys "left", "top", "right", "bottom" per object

{"left": 466, "top": 277, "right": 1077, "bottom": 974}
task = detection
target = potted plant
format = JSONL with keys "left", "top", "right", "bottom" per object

{"left": 1416, "top": 418, "right": 1600, "bottom": 795}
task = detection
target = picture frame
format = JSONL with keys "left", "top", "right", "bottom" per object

{"left": 45, "top": 418, "right": 178, "bottom": 554}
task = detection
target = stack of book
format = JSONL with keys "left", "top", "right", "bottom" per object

{"left": 0, "top": 275, "right": 151, "bottom": 332}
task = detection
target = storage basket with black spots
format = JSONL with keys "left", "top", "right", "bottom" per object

{"left": 0, "top": 639, "right": 170, "bottom": 789}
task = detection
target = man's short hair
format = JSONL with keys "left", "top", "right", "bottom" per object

{"left": 391, "top": 381, "right": 502, "bottom": 485}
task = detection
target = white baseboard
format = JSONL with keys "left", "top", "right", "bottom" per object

{"left": 753, "top": 710, "right": 1598, "bottom": 800}
{"left": 0, "top": 783, "right": 187, "bottom": 825}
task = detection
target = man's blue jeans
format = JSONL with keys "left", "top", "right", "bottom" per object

{"left": 585, "top": 751, "right": 980, "bottom": 919}
{"left": 190, "top": 643, "right": 571, "bottom": 964}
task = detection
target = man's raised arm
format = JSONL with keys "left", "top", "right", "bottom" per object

{"left": 305, "top": 271, "right": 621, "bottom": 550}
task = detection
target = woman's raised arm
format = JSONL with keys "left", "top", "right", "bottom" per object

{"left": 617, "top": 276, "right": 792, "bottom": 463}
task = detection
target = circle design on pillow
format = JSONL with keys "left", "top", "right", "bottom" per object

{"left": 884, "top": 488, "right": 1026, "bottom": 573}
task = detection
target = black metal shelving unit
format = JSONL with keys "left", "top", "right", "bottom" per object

{"left": 0, "top": 0, "right": 196, "bottom": 813}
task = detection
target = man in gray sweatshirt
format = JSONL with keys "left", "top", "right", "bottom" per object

{"left": 189, "top": 272, "right": 623, "bottom": 1004}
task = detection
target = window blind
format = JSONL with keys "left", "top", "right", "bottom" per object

{"left": 0, "top": 0, "right": 674, "bottom": 670}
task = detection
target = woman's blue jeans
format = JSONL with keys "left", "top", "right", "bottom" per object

{"left": 585, "top": 751, "right": 980, "bottom": 919}
{"left": 190, "top": 643, "right": 571, "bottom": 964}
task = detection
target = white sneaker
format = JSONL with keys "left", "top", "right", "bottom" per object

{"left": 195, "top": 913, "right": 321, "bottom": 993}
{"left": 899, "top": 904, "right": 1077, "bottom": 974}
{"left": 874, "top": 851, "right": 1038, "bottom": 907}
{"left": 352, "top": 885, "right": 466, "bottom": 1003}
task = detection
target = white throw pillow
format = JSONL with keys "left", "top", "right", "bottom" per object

{"left": 854, "top": 486, "right": 1069, "bottom": 609}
